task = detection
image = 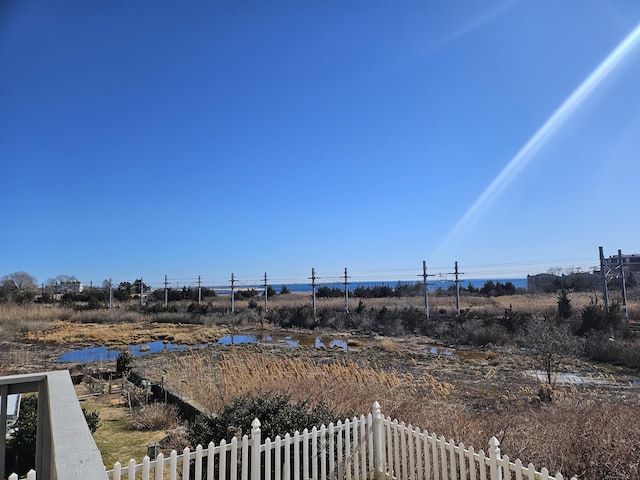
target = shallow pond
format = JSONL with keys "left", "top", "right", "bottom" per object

{"left": 215, "top": 333, "right": 351, "bottom": 350}
{"left": 424, "top": 346, "right": 454, "bottom": 356}
{"left": 55, "top": 333, "right": 354, "bottom": 363}
{"left": 55, "top": 341, "right": 204, "bottom": 363}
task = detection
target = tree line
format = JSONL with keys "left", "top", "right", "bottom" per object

{"left": 0, "top": 270, "right": 525, "bottom": 306}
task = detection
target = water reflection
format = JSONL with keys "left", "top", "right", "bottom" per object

{"left": 215, "top": 334, "right": 350, "bottom": 350}
{"left": 55, "top": 342, "right": 204, "bottom": 363}
{"left": 56, "top": 333, "right": 354, "bottom": 363}
{"left": 56, "top": 346, "right": 122, "bottom": 363}
{"left": 424, "top": 346, "right": 454, "bottom": 356}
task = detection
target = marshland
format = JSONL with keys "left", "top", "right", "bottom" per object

{"left": 1, "top": 283, "right": 639, "bottom": 479}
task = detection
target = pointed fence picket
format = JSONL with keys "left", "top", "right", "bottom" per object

{"left": 8, "top": 471, "right": 36, "bottom": 480}
{"left": 106, "top": 402, "right": 576, "bottom": 480}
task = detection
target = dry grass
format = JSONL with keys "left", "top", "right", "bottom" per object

{"left": 3, "top": 291, "right": 638, "bottom": 343}
{"left": 138, "top": 344, "right": 640, "bottom": 480}
{"left": 378, "top": 339, "right": 400, "bottom": 352}
{"left": 389, "top": 397, "right": 640, "bottom": 480}
{"left": 0, "top": 304, "right": 61, "bottom": 339}
{"left": 260, "top": 290, "right": 636, "bottom": 320}
{"left": 164, "top": 349, "right": 453, "bottom": 418}
{"left": 130, "top": 402, "right": 180, "bottom": 431}
{"left": 24, "top": 321, "right": 229, "bottom": 346}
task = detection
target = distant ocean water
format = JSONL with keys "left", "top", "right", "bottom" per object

{"left": 216, "top": 278, "right": 527, "bottom": 294}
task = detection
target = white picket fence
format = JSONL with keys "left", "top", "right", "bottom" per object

{"left": 106, "top": 401, "right": 576, "bottom": 480}
{"left": 8, "top": 471, "right": 36, "bottom": 480}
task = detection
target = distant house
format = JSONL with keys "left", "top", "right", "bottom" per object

{"left": 51, "top": 280, "right": 83, "bottom": 295}
{"left": 527, "top": 271, "right": 600, "bottom": 293}
{"left": 526, "top": 273, "right": 556, "bottom": 292}
{"left": 604, "top": 253, "right": 640, "bottom": 274}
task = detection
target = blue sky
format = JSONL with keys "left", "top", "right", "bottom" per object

{"left": 2, "top": 1, "right": 640, "bottom": 288}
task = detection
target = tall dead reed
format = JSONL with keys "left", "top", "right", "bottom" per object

{"left": 168, "top": 349, "right": 453, "bottom": 418}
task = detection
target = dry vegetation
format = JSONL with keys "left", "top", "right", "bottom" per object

{"left": 1, "top": 291, "right": 639, "bottom": 479}
{"left": 77, "top": 388, "right": 168, "bottom": 469}
{"left": 134, "top": 341, "right": 640, "bottom": 480}
{"left": 159, "top": 348, "right": 453, "bottom": 417}
{"left": 24, "top": 320, "right": 229, "bottom": 346}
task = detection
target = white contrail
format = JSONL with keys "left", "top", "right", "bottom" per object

{"left": 435, "top": 21, "right": 640, "bottom": 256}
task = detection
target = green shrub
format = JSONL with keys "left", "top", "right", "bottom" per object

{"left": 188, "top": 392, "right": 346, "bottom": 446}
{"left": 82, "top": 408, "right": 100, "bottom": 433}
{"left": 116, "top": 350, "right": 134, "bottom": 377}
{"left": 7, "top": 396, "right": 99, "bottom": 476}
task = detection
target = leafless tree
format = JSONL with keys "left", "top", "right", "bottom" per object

{"left": 0, "top": 271, "right": 38, "bottom": 303}
{"left": 526, "top": 316, "right": 583, "bottom": 386}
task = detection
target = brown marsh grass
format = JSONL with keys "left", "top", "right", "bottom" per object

{"left": 0, "top": 303, "right": 63, "bottom": 339}
{"left": 25, "top": 321, "right": 229, "bottom": 346}
{"left": 255, "top": 290, "right": 627, "bottom": 319}
{"left": 2, "top": 290, "right": 637, "bottom": 341}
{"left": 165, "top": 349, "right": 453, "bottom": 419}
{"left": 154, "top": 346, "right": 640, "bottom": 480}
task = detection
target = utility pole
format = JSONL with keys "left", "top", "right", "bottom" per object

{"left": 455, "top": 262, "right": 460, "bottom": 316}
{"left": 310, "top": 268, "right": 317, "bottom": 316}
{"left": 140, "top": 277, "right": 144, "bottom": 306}
{"left": 263, "top": 272, "right": 269, "bottom": 312}
{"left": 108, "top": 278, "right": 113, "bottom": 310}
{"left": 343, "top": 267, "right": 350, "bottom": 313}
{"left": 618, "top": 250, "right": 629, "bottom": 322}
{"left": 230, "top": 273, "right": 235, "bottom": 313}
{"left": 198, "top": 275, "right": 202, "bottom": 304}
{"left": 448, "top": 262, "right": 463, "bottom": 317}
{"left": 419, "top": 261, "right": 435, "bottom": 320}
{"left": 164, "top": 275, "right": 168, "bottom": 308}
{"left": 599, "top": 246, "right": 609, "bottom": 313}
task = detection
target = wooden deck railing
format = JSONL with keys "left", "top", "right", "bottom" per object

{"left": 0, "top": 371, "right": 107, "bottom": 480}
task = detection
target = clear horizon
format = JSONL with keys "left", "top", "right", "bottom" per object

{"left": 2, "top": 2, "right": 639, "bottom": 287}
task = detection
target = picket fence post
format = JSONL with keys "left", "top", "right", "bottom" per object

{"left": 251, "top": 418, "right": 261, "bottom": 480}
{"left": 372, "top": 401, "right": 385, "bottom": 480}
{"left": 488, "top": 436, "right": 502, "bottom": 480}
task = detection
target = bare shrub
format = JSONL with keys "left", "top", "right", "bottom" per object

{"left": 131, "top": 402, "right": 179, "bottom": 431}
{"left": 378, "top": 339, "right": 399, "bottom": 352}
